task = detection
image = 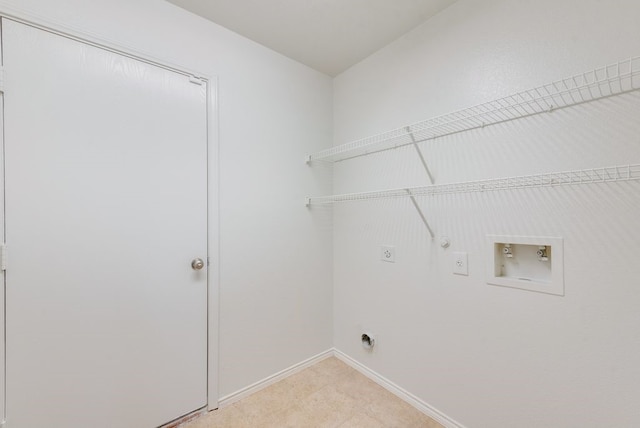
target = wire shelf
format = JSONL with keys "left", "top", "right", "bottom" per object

{"left": 308, "top": 57, "right": 640, "bottom": 163}
{"left": 307, "top": 164, "right": 640, "bottom": 205}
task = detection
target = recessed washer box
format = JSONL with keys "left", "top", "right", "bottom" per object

{"left": 486, "top": 235, "right": 564, "bottom": 296}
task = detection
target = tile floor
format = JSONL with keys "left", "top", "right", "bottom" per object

{"left": 181, "top": 357, "right": 443, "bottom": 428}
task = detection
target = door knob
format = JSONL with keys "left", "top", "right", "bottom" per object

{"left": 191, "top": 258, "right": 205, "bottom": 270}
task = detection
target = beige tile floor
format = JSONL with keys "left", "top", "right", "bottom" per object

{"left": 181, "top": 357, "right": 443, "bottom": 428}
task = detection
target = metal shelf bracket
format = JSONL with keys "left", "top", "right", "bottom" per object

{"left": 405, "top": 189, "right": 434, "bottom": 238}
{"left": 406, "top": 126, "right": 434, "bottom": 184}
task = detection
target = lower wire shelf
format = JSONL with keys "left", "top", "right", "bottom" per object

{"left": 306, "top": 163, "right": 640, "bottom": 206}
{"left": 306, "top": 163, "right": 640, "bottom": 238}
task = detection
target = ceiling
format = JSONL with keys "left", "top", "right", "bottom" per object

{"left": 165, "top": 0, "right": 458, "bottom": 76}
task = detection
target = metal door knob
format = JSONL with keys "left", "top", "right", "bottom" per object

{"left": 191, "top": 258, "right": 205, "bottom": 270}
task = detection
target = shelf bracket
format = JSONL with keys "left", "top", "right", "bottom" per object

{"left": 406, "top": 126, "right": 434, "bottom": 184}
{"left": 405, "top": 189, "right": 434, "bottom": 238}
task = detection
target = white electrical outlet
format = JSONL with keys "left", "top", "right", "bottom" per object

{"left": 380, "top": 245, "right": 395, "bottom": 263}
{"left": 453, "top": 252, "right": 468, "bottom": 275}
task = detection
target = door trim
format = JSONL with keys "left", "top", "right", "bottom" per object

{"left": 0, "top": 4, "right": 221, "bottom": 414}
{"left": 206, "top": 74, "right": 221, "bottom": 411}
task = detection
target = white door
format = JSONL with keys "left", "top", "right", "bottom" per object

{"left": 2, "top": 19, "right": 208, "bottom": 427}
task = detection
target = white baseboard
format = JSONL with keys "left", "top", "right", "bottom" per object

{"left": 217, "top": 349, "right": 334, "bottom": 408}
{"left": 217, "top": 347, "right": 464, "bottom": 428}
{"left": 333, "top": 349, "right": 466, "bottom": 428}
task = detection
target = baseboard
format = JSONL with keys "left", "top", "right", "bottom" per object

{"left": 217, "top": 348, "right": 334, "bottom": 408}
{"left": 216, "top": 347, "right": 464, "bottom": 428}
{"left": 333, "top": 349, "right": 466, "bottom": 428}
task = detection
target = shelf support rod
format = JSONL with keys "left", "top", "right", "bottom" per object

{"left": 405, "top": 189, "right": 434, "bottom": 238}
{"left": 406, "top": 126, "right": 434, "bottom": 184}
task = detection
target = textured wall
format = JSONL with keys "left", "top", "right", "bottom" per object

{"left": 0, "top": 0, "right": 334, "bottom": 400}
{"left": 332, "top": 1, "right": 640, "bottom": 426}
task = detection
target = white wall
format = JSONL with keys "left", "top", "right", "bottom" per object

{"left": 332, "top": 1, "right": 640, "bottom": 427}
{"left": 6, "top": 1, "right": 640, "bottom": 426}
{"left": 0, "top": 0, "right": 334, "bottom": 400}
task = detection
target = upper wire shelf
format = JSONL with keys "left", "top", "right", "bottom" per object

{"left": 308, "top": 57, "right": 640, "bottom": 163}
{"left": 306, "top": 164, "right": 640, "bottom": 206}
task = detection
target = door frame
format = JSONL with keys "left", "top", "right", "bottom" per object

{"left": 0, "top": 5, "right": 221, "bottom": 418}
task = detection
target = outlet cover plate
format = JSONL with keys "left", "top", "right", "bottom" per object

{"left": 380, "top": 245, "right": 395, "bottom": 263}
{"left": 453, "top": 252, "right": 468, "bottom": 275}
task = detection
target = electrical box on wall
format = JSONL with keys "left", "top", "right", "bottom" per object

{"left": 486, "top": 235, "right": 564, "bottom": 296}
